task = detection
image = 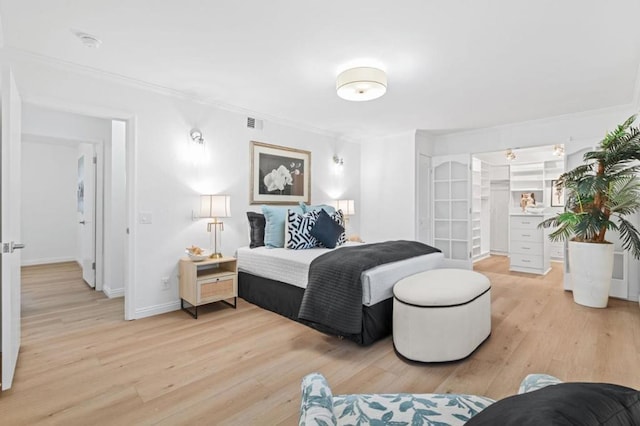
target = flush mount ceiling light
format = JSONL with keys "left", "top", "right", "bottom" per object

{"left": 505, "top": 149, "right": 516, "bottom": 161}
{"left": 190, "top": 128, "right": 204, "bottom": 144}
{"left": 71, "top": 29, "right": 102, "bottom": 48}
{"left": 336, "top": 67, "right": 387, "bottom": 101}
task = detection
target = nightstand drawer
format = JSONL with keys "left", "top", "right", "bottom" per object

{"left": 510, "top": 253, "right": 543, "bottom": 269}
{"left": 510, "top": 229, "right": 543, "bottom": 243}
{"left": 198, "top": 276, "right": 235, "bottom": 303}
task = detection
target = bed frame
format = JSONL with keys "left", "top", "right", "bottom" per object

{"left": 238, "top": 271, "right": 393, "bottom": 346}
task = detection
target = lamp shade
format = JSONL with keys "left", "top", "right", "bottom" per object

{"left": 336, "top": 199, "right": 355, "bottom": 216}
{"left": 336, "top": 67, "right": 387, "bottom": 101}
{"left": 200, "top": 194, "right": 231, "bottom": 218}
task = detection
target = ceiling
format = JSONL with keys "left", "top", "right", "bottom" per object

{"left": 2, "top": 1, "right": 640, "bottom": 140}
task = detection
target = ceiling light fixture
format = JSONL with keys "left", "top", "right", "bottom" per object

{"left": 553, "top": 144, "right": 565, "bottom": 157}
{"left": 190, "top": 128, "right": 204, "bottom": 144}
{"left": 336, "top": 67, "right": 387, "bottom": 101}
{"left": 71, "top": 30, "right": 102, "bottom": 48}
{"left": 505, "top": 149, "right": 516, "bottom": 161}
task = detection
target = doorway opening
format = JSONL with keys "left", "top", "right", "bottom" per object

{"left": 20, "top": 104, "right": 131, "bottom": 315}
{"left": 472, "top": 145, "right": 566, "bottom": 273}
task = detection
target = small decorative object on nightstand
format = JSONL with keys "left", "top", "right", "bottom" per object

{"left": 179, "top": 256, "right": 237, "bottom": 318}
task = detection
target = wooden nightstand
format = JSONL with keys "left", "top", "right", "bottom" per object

{"left": 178, "top": 256, "right": 237, "bottom": 319}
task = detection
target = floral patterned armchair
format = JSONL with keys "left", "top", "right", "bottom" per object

{"left": 299, "top": 372, "right": 563, "bottom": 426}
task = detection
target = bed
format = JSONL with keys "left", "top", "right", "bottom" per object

{"left": 236, "top": 241, "right": 444, "bottom": 345}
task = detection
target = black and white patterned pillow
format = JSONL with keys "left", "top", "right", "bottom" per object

{"left": 286, "top": 209, "right": 320, "bottom": 249}
{"left": 333, "top": 210, "right": 348, "bottom": 246}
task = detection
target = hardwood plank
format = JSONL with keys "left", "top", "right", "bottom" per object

{"left": 0, "top": 257, "right": 638, "bottom": 425}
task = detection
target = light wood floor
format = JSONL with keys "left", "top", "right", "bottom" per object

{"left": 1, "top": 258, "right": 639, "bottom": 425}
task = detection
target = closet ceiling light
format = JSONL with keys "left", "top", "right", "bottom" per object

{"left": 190, "top": 128, "right": 204, "bottom": 144}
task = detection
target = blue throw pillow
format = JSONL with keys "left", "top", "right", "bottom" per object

{"left": 310, "top": 209, "right": 345, "bottom": 249}
{"left": 299, "top": 201, "right": 336, "bottom": 215}
{"left": 261, "top": 205, "right": 304, "bottom": 248}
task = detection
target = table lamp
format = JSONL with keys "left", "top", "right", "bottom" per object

{"left": 200, "top": 194, "right": 231, "bottom": 258}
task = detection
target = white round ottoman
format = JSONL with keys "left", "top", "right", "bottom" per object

{"left": 393, "top": 269, "right": 491, "bottom": 362}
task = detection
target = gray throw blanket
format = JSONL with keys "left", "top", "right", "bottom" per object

{"left": 298, "top": 240, "right": 441, "bottom": 336}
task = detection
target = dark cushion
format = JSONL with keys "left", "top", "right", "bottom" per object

{"left": 310, "top": 209, "right": 345, "bottom": 249}
{"left": 246, "top": 212, "right": 266, "bottom": 248}
{"left": 466, "top": 382, "right": 640, "bottom": 426}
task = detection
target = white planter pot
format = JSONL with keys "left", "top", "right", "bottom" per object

{"left": 568, "top": 241, "right": 614, "bottom": 308}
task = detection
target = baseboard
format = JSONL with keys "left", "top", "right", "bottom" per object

{"left": 21, "top": 256, "right": 76, "bottom": 266}
{"left": 134, "top": 300, "right": 180, "bottom": 319}
{"left": 103, "top": 286, "right": 124, "bottom": 299}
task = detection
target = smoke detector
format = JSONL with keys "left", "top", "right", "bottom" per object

{"left": 71, "top": 30, "right": 102, "bottom": 48}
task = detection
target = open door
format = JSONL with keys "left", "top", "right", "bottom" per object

{"left": 77, "top": 144, "right": 96, "bottom": 288}
{"left": 1, "top": 66, "right": 23, "bottom": 390}
{"left": 432, "top": 154, "right": 472, "bottom": 269}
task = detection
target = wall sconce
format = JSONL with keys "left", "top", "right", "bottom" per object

{"left": 200, "top": 194, "right": 231, "bottom": 258}
{"left": 553, "top": 144, "right": 565, "bottom": 157}
{"left": 505, "top": 149, "right": 516, "bottom": 161}
{"left": 190, "top": 128, "right": 204, "bottom": 145}
{"left": 333, "top": 155, "right": 344, "bottom": 166}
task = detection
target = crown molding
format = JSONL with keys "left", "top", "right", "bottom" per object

{"left": 427, "top": 103, "right": 637, "bottom": 139}
{"left": 4, "top": 47, "right": 343, "bottom": 141}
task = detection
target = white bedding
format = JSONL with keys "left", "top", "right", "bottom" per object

{"left": 236, "top": 242, "right": 444, "bottom": 306}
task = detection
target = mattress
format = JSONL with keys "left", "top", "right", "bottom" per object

{"left": 236, "top": 243, "right": 444, "bottom": 306}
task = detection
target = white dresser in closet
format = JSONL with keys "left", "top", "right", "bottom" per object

{"left": 509, "top": 213, "right": 551, "bottom": 275}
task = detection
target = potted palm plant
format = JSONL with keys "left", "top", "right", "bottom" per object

{"left": 539, "top": 114, "right": 640, "bottom": 308}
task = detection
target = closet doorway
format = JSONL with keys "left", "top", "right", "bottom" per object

{"left": 472, "top": 145, "right": 566, "bottom": 267}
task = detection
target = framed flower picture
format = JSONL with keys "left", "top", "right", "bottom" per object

{"left": 250, "top": 141, "right": 311, "bottom": 205}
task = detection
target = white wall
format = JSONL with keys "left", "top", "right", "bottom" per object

{"left": 20, "top": 141, "right": 78, "bottom": 265}
{"left": 11, "top": 55, "right": 360, "bottom": 318}
{"left": 360, "top": 131, "right": 416, "bottom": 242}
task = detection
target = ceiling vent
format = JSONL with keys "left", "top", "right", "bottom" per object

{"left": 247, "top": 117, "right": 263, "bottom": 130}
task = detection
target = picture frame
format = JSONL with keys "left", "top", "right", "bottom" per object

{"left": 551, "top": 179, "right": 565, "bottom": 207}
{"left": 250, "top": 141, "right": 311, "bottom": 205}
